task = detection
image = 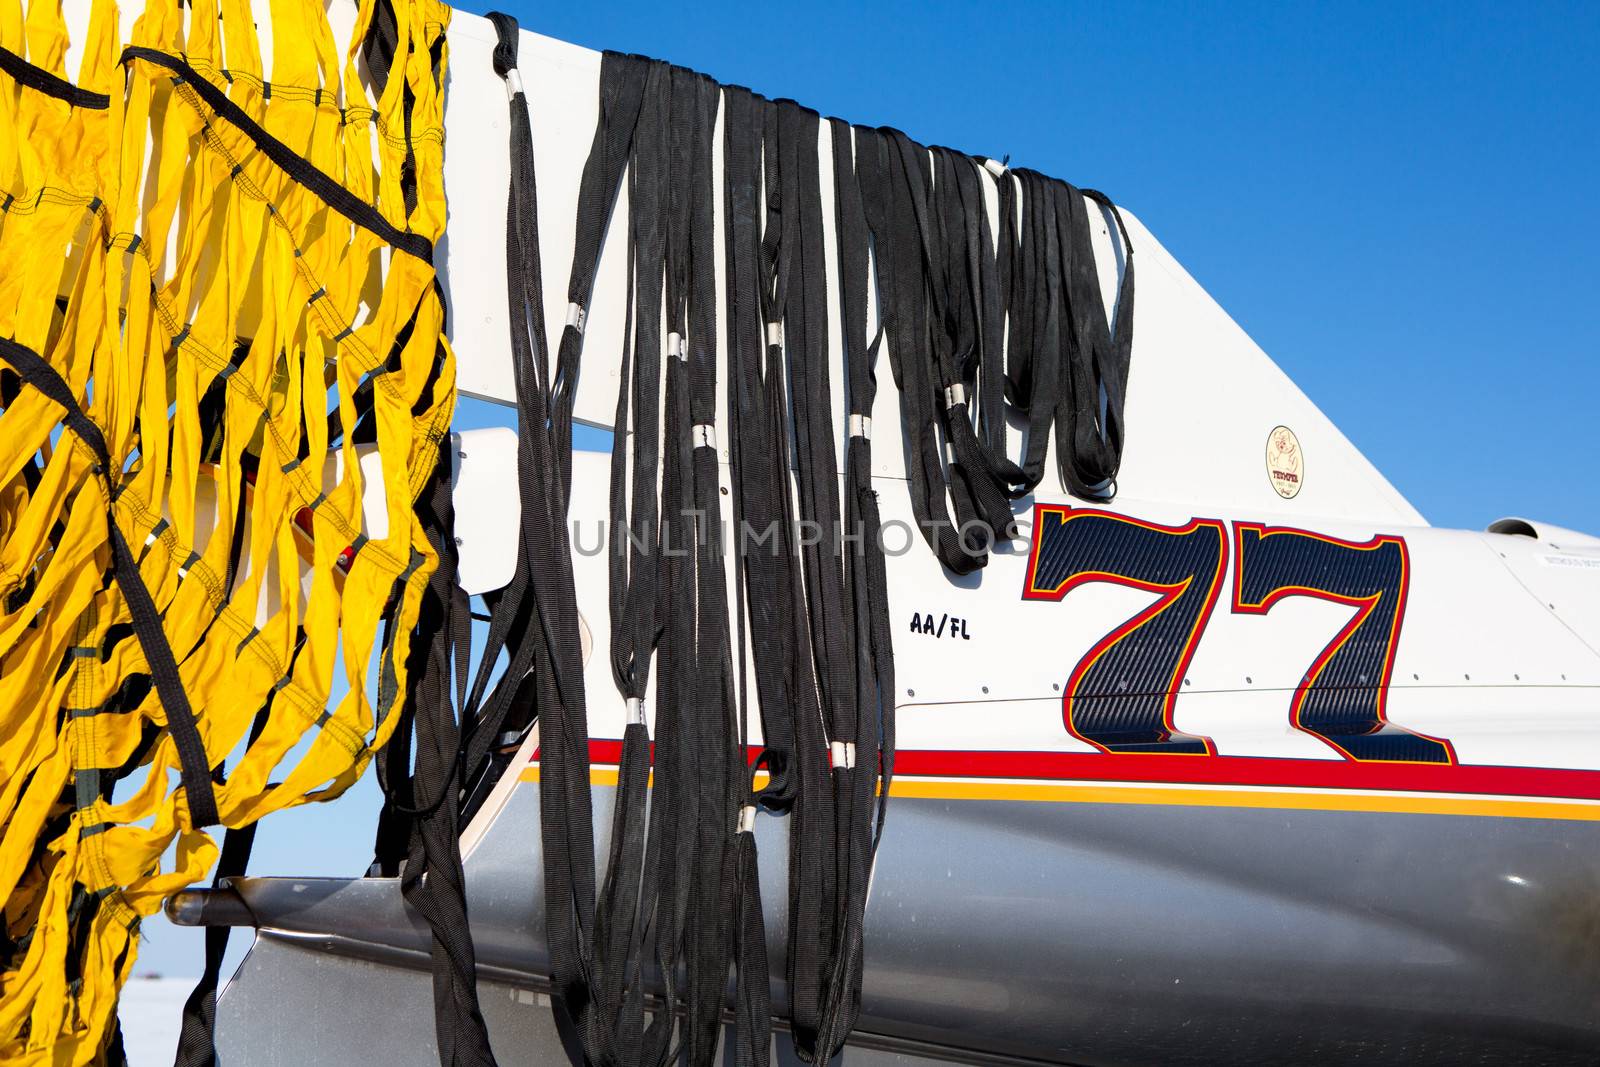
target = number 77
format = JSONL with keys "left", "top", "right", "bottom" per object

{"left": 1231, "top": 523, "right": 1454, "bottom": 764}
{"left": 1022, "top": 508, "right": 1455, "bottom": 763}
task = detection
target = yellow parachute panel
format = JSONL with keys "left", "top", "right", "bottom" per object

{"left": 0, "top": 0, "right": 452, "bottom": 1058}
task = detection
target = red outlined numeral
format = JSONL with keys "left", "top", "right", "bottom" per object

{"left": 1231, "top": 524, "right": 1454, "bottom": 764}
{"left": 1023, "top": 507, "right": 1225, "bottom": 755}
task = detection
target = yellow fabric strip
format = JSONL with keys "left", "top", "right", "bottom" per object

{"left": 0, "top": 0, "right": 454, "bottom": 1059}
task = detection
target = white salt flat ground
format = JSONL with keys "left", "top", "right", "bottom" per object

{"left": 118, "top": 977, "right": 190, "bottom": 1065}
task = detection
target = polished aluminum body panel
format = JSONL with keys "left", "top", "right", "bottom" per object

{"left": 213, "top": 780, "right": 1600, "bottom": 1065}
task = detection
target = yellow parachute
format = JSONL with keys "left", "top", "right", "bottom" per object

{"left": 0, "top": 0, "right": 452, "bottom": 1058}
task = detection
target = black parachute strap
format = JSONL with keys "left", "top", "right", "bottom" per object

{"left": 173, "top": 696, "right": 274, "bottom": 1067}
{"left": 1055, "top": 182, "right": 1134, "bottom": 499}
{"left": 729, "top": 89, "right": 801, "bottom": 809}
{"left": 359, "top": 0, "right": 427, "bottom": 216}
{"left": 0, "top": 335, "right": 219, "bottom": 830}
{"left": 767, "top": 98, "right": 841, "bottom": 1061}
{"left": 947, "top": 149, "right": 1030, "bottom": 497}
{"left": 448, "top": 12, "right": 551, "bottom": 788}
{"left": 936, "top": 144, "right": 1022, "bottom": 533}
{"left": 678, "top": 68, "right": 740, "bottom": 1067}
{"left": 360, "top": 0, "right": 400, "bottom": 97}
{"left": 808, "top": 117, "right": 896, "bottom": 1064}
{"left": 1005, "top": 168, "right": 1064, "bottom": 497}
{"left": 485, "top": 16, "right": 609, "bottom": 1064}
{"left": 597, "top": 54, "right": 676, "bottom": 1067}
{"left": 0, "top": 43, "right": 110, "bottom": 108}
{"left": 890, "top": 133, "right": 1013, "bottom": 559}
{"left": 550, "top": 50, "right": 650, "bottom": 500}
{"left": 606, "top": 56, "right": 667, "bottom": 711}
{"left": 593, "top": 58, "right": 670, "bottom": 1064}
{"left": 857, "top": 128, "right": 978, "bottom": 574}
{"left": 396, "top": 442, "right": 499, "bottom": 1067}
{"left": 721, "top": 82, "right": 777, "bottom": 1067}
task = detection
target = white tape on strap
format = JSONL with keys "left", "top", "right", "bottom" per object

{"left": 503, "top": 69, "right": 524, "bottom": 102}
{"left": 737, "top": 804, "right": 758, "bottom": 834}
{"left": 625, "top": 696, "right": 645, "bottom": 726}
{"left": 829, "top": 740, "right": 856, "bottom": 770}
{"left": 667, "top": 331, "right": 686, "bottom": 361}
{"left": 944, "top": 440, "right": 957, "bottom": 467}
{"left": 692, "top": 424, "right": 716, "bottom": 450}
{"left": 847, "top": 414, "right": 871, "bottom": 439}
{"left": 766, "top": 321, "right": 783, "bottom": 348}
{"left": 566, "top": 302, "right": 586, "bottom": 334}
{"left": 943, "top": 383, "right": 967, "bottom": 409}
{"left": 983, "top": 157, "right": 1009, "bottom": 179}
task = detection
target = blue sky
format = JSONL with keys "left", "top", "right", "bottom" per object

{"left": 130, "top": 0, "right": 1598, "bottom": 982}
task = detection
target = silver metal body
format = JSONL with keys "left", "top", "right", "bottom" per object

{"left": 209, "top": 784, "right": 1600, "bottom": 1065}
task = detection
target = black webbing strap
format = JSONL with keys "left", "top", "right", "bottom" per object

{"left": 1006, "top": 168, "right": 1064, "bottom": 497}
{"left": 592, "top": 56, "right": 667, "bottom": 1067}
{"left": 721, "top": 81, "right": 777, "bottom": 1067}
{"left": 119, "top": 47, "right": 434, "bottom": 263}
{"left": 0, "top": 44, "right": 110, "bottom": 108}
{"left": 765, "top": 98, "right": 841, "bottom": 1058}
{"left": 173, "top": 703, "right": 271, "bottom": 1067}
{"left": 395, "top": 450, "right": 498, "bottom": 1067}
{"left": 0, "top": 335, "right": 219, "bottom": 830}
{"left": 549, "top": 50, "right": 649, "bottom": 499}
{"left": 856, "top": 127, "right": 982, "bottom": 573}
{"left": 480, "top": 17, "right": 613, "bottom": 1067}
{"left": 683, "top": 68, "right": 740, "bottom": 1067}
{"left": 1055, "top": 184, "right": 1135, "bottom": 497}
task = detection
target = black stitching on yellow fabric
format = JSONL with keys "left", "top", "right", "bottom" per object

{"left": 67, "top": 702, "right": 122, "bottom": 720}
{"left": 123, "top": 47, "right": 433, "bottom": 262}
{"left": 105, "top": 489, "right": 338, "bottom": 745}
{"left": 202, "top": 187, "right": 395, "bottom": 400}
